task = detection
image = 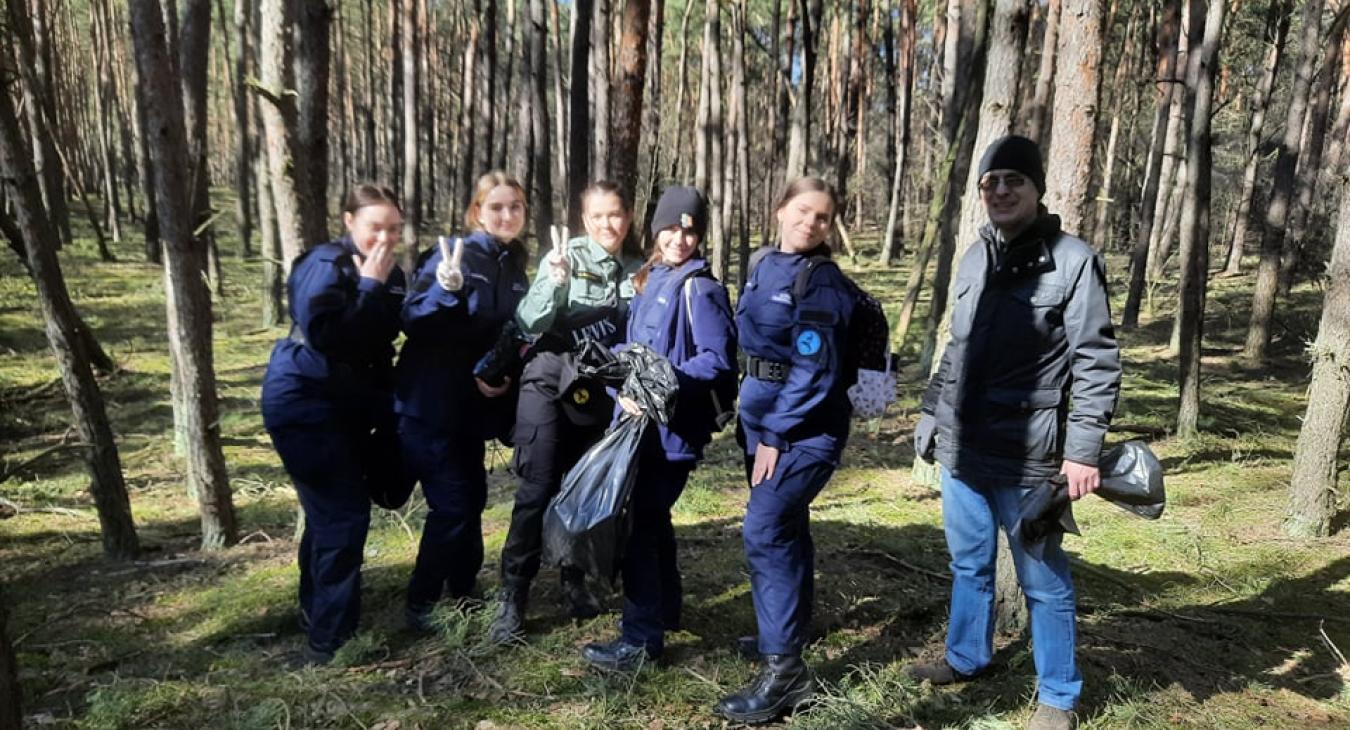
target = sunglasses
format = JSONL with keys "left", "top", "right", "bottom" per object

{"left": 978, "top": 173, "right": 1028, "bottom": 193}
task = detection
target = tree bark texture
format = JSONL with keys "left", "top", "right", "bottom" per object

{"left": 610, "top": 0, "right": 650, "bottom": 211}
{"left": 589, "top": 0, "right": 610, "bottom": 179}
{"left": 526, "top": 0, "right": 555, "bottom": 248}
{"left": 1122, "top": 0, "right": 1182, "bottom": 328}
{"left": 402, "top": 0, "right": 420, "bottom": 249}
{"left": 566, "top": 0, "right": 593, "bottom": 230}
{"left": 295, "top": 0, "right": 331, "bottom": 241}
{"left": 1246, "top": 0, "right": 1325, "bottom": 362}
{"left": 231, "top": 0, "right": 254, "bottom": 257}
{"left": 0, "top": 80, "right": 141, "bottom": 561}
{"left": 1175, "top": 0, "right": 1222, "bottom": 439}
{"left": 1042, "top": 0, "right": 1103, "bottom": 237}
{"left": 880, "top": 0, "right": 916, "bottom": 268}
{"left": 129, "top": 0, "right": 239, "bottom": 550}
{"left": 1022, "top": 0, "right": 1058, "bottom": 142}
{"left": 257, "top": 0, "right": 314, "bottom": 268}
{"left": 179, "top": 0, "right": 216, "bottom": 272}
{"left": 1223, "top": 0, "right": 1291, "bottom": 277}
{"left": 1285, "top": 166, "right": 1350, "bottom": 537}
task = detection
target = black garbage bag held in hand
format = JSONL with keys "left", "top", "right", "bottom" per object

{"left": 1012, "top": 440, "right": 1167, "bottom": 558}
{"left": 542, "top": 345, "right": 680, "bottom": 586}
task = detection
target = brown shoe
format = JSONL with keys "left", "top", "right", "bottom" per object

{"left": 1027, "top": 704, "right": 1075, "bottom": 730}
{"left": 905, "top": 657, "right": 975, "bottom": 685}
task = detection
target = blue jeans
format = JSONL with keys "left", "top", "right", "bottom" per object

{"left": 940, "top": 468, "right": 1081, "bottom": 710}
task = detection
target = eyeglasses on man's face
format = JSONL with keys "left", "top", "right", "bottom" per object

{"left": 978, "top": 173, "right": 1028, "bottom": 193}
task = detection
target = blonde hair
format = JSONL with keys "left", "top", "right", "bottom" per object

{"left": 463, "top": 171, "right": 528, "bottom": 231}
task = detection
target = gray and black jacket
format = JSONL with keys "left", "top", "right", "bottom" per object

{"left": 915, "top": 214, "right": 1122, "bottom": 485}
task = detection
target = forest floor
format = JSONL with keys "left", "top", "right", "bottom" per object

{"left": 2, "top": 209, "right": 1349, "bottom": 729}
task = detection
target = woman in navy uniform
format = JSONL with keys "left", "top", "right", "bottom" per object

{"left": 715, "top": 177, "right": 855, "bottom": 723}
{"left": 488, "top": 181, "right": 644, "bottom": 644}
{"left": 579, "top": 186, "right": 738, "bottom": 671}
{"left": 395, "top": 171, "right": 531, "bottom": 631}
{"left": 260, "top": 184, "right": 409, "bottom": 665}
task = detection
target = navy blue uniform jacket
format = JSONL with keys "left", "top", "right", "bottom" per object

{"left": 623, "top": 258, "right": 737, "bottom": 461}
{"left": 736, "top": 247, "right": 854, "bottom": 461}
{"left": 394, "top": 230, "right": 529, "bottom": 435}
{"left": 261, "top": 238, "right": 406, "bottom": 430}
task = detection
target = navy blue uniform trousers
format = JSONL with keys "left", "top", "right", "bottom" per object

{"left": 742, "top": 446, "right": 837, "bottom": 656}
{"left": 400, "top": 417, "right": 488, "bottom": 610}
{"left": 269, "top": 423, "right": 373, "bottom": 654}
{"left": 620, "top": 447, "right": 695, "bottom": 654}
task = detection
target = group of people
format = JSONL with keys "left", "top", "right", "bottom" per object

{"left": 259, "top": 134, "right": 1121, "bottom": 730}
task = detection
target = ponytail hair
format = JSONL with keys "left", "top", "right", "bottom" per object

{"left": 343, "top": 183, "right": 400, "bottom": 215}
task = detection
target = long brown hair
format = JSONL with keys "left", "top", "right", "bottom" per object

{"left": 773, "top": 176, "right": 839, "bottom": 253}
{"left": 581, "top": 180, "right": 644, "bottom": 259}
{"left": 343, "top": 183, "right": 400, "bottom": 215}
{"left": 463, "top": 170, "right": 529, "bottom": 264}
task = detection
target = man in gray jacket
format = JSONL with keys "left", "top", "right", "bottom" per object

{"left": 911, "top": 135, "right": 1122, "bottom": 730}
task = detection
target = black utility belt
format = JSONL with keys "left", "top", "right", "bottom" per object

{"left": 747, "top": 357, "right": 789, "bottom": 383}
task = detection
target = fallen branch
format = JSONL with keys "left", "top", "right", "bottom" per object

{"left": 1109, "top": 423, "right": 1169, "bottom": 438}
{"left": 0, "top": 496, "right": 93, "bottom": 520}
{"left": 2, "top": 376, "right": 61, "bottom": 404}
{"left": 0, "top": 441, "right": 84, "bottom": 482}
{"left": 100, "top": 557, "right": 207, "bottom": 578}
{"left": 860, "top": 549, "right": 951, "bottom": 582}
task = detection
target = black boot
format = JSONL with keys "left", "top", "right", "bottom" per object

{"left": 488, "top": 583, "right": 528, "bottom": 644}
{"left": 561, "top": 568, "right": 601, "bottom": 619}
{"left": 581, "top": 638, "right": 655, "bottom": 672}
{"left": 715, "top": 654, "right": 815, "bottom": 725}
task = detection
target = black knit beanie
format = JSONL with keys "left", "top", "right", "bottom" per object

{"left": 978, "top": 135, "right": 1046, "bottom": 195}
{"left": 649, "top": 186, "right": 709, "bottom": 238}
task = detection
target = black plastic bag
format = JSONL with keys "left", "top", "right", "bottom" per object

{"left": 1012, "top": 441, "right": 1166, "bottom": 558}
{"left": 542, "top": 414, "right": 649, "bottom": 586}
{"left": 542, "top": 344, "right": 680, "bottom": 585}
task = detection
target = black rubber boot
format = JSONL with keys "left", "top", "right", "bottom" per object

{"left": 488, "top": 583, "right": 528, "bottom": 644}
{"left": 561, "top": 568, "right": 601, "bottom": 619}
{"left": 714, "top": 654, "right": 815, "bottom": 724}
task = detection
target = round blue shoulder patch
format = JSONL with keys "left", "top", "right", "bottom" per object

{"left": 796, "top": 329, "right": 822, "bottom": 356}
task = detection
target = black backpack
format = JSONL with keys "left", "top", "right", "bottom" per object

{"left": 747, "top": 246, "right": 890, "bottom": 382}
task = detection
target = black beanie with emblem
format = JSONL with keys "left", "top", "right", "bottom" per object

{"left": 649, "top": 185, "right": 709, "bottom": 238}
{"left": 978, "top": 135, "right": 1046, "bottom": 195}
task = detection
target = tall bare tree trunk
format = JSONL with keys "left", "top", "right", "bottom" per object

{"left": 295, "top": 0, "right": 331, "bottom": 237}
{"left": 1285, "top": 167, "right": 1350, "bottom": 538}
{"left": 231, "top": 0, "right": 254, "bottom": 257}
{"left": 130, "top": 0, "right": 238, "bottom": 550}
{"left": 880, "top": 0, "right": 915, "bottom": 267}
{"left": 1122, "top": 0, "right": 1182, "bottom": 328}
{"left": 0, "top": 73, "right": 140, "bottom": 561}
{"left": 566, "top": 0, "right": 593, "bottom": 229}
{"left": 703, "top": 0, "right": 727, "bottom": 280}
{"left": 785, "top": 0, "right": 824, "bottom": 181}
{"left": 610, "top": 0, "right": 650, "bottom": 209}
{"left": 1042, "top": 0, "right": 1103, "bottom": 236}
{"left": 401, "top": 0, "right": 420, "bottom": 250}
{"left": 1223, "top": 0, "right": 1291, "bottom": 277}
{"left": 256, "top": 0, "right": 314, "bottom": 267}
{"left": 23, "top": 0, "right": 73, "bottom": 247}
{"left": 525, "top": 0, "right": 555, "bottom": 247}
{"left": 1092, "top": 5, "right": 1140, "bottom": 250}
{"left": 179, "top": 0, "right": 219, "bottom": 296}
{"left": 479, "top": 0, "right": 498, "bottom": 173}
{"left": 733, "top": 0, "right": 752, "bottom": 283}
{"left": 1176, "top": 0, "right": 1222, "bottom": 438}
{"left": 1280, "top": 28, "right": 1343, "bottom": 297}
{"left": 1021, "top": 0, "right": 1058, "bottom": 142}
{"left": 1245, "top": 0, "right": 1324, "bottom": 362}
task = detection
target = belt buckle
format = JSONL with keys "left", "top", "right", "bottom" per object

{"left": 768, "top": 361, "right": 786, "bottom": 381}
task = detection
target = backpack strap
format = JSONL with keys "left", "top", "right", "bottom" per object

{"left": 793, "top": 254, "right": 842, "bottom": 302}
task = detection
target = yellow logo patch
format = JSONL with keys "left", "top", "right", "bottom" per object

{"left": 572, "top": 388, "right": 590, "bottom": 405}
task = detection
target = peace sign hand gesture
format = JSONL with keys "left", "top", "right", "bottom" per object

{"left": 547, "top": 225, "right": 570, "bottom": 287}
{"left": 436, "top": 236, "right": 465, "bottom": 292}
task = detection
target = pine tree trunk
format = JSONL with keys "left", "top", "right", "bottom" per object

{"left": 179, "top": 0, "right": 218, "bottom": 294}
{"left": 401, "top": 0, "right": 420, "bottom": 251}
{"left": 733, "top": 0, "right": 752, "bottom": 283}
{"left": 231, "top": 0, "right": 254, "bottom": 257}
{"left": 257, "top": 0, "right": 315, "bottom": 267}
{"left": 703, "top": 0, "right": 727, "bottom": 280}
{"left": 566, "top": 0, "right": 593, "bottom": 229}
{"left": 551, "top": 0, "right": 568, "bottom": 186}
{"left": 785, "top": 0, "right": 823, "bottom": 181}
{"left": 610, "top": 0, "right": 650, "bottom": 209}
{"left": 131, "top": 49, "right": 162, "bottom": 263}
{"left": 479, "top": 0, "right": 498, "bottom": 173}
{"left": 1223, "top": 0, "right": 1290, "bottom": 277}
{"left": 1122, "top": 0, "right": 1182, "bottom": 328}
{"left": 0, "top": 81, "right": 141, "bottom": 561}
{"left": 20, "top": 0, "right": 73, "bottom": 247}
{"left": 1042, "top": 0, "right": 1103, "bottom": 236}
{"left": 526, "top": 0, "right": 555, "bottom": 246}
{"left": 880, "top": 0, "right": 915, "bottom": 267}
{"left": 497, "top": 0, "right": 517, "bottom": 171}
{"left": 295, "top": 0, "right": 331, "bottom": 238}
{"left": 1022, "top": 0, "right": 1058, "bottom": 142}
{"left": 1280, "top": 29, "right": 1343, "bottom": 297}
{"left": 1092, "top": 5, "right": 1139, "bottom": 250}
{"left": 258, "top": 150, "right": 283, "bottom": 327}
{"left": 1245, "top": 0, "right": 1324, "bottom": 362}
{"left": 1285, "top": 170, "right": 1350, "bottom": 537}
{"left": 1176, "top": 0, "right": 1222, "bottom": 439}
{"left": 129, "top": 0, "right": 238, "bottom": 551}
